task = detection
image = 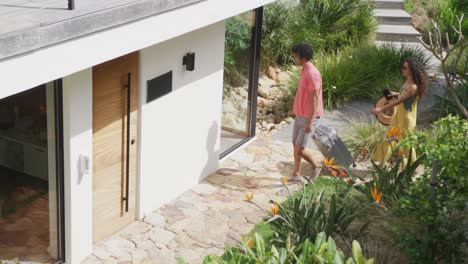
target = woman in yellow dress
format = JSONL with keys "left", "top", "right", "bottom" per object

{"left": 371, "top": 57, "right": 428, "bottom": 167}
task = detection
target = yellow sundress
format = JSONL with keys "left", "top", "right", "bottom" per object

{"left": 372, "top": 84, "right": 418, "bottom": 167}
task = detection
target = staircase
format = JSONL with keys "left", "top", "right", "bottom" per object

{"left": 374, "top": 0, "right": 420, "bottom": 42}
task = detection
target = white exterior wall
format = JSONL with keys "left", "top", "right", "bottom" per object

{"left": 0, "top": 0, "right": 277, "bottom": 263}
{"left": 62, "top": 69, "right": 93, "bottom": 264}
{"left": 0, "top": 0, "right": 276, "bottom": 100}
{"left": 138, "top": 21, "right": 225, "bottom": 217}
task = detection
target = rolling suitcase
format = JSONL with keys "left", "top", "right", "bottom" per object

{"left": 312, "top": 124, "right": 355, "bottom": 168}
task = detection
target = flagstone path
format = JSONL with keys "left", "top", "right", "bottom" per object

{"left": 82, "top": 137, "right": 323, "bottom": 264}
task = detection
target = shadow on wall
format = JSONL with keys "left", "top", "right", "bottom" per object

{"left": 200, "top": 121, "right": 219, "bottom": 182}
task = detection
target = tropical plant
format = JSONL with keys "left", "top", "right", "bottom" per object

{"left": 201, "top": 232, "right": 374, "bottom": 264}
{"left": 344, "top": 117, "right": 386, "bottom": 160}
{"left": 266, "top": 189, "right": 357, "bottom": 247}
{"left": 418, "top": 14, "right": 468, "bottom": 118}
{"left": 354, "top": 152, "right": 424, "bottom": 208}
{"left": 392, "top": 115, "right": 468, "bottom": 263}
{"left": 288, "top": 44, "right": 432, "bottom": 109}
{"left": 435, "top": 74, "right": 468, "bottom": 118}
{"left": 260, "top": 0, "right": 376, "bottom": 70}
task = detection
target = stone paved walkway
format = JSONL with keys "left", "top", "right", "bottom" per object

{"left": 82, "top": 138, "right": 322, "bottom": 264}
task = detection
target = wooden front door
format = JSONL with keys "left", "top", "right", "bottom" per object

{"left": 92, "top": 52, "right": 139, "bottom": 242}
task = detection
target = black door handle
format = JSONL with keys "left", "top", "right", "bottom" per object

{"left": 123, "top": 72, "right": 131, "bottom": 213}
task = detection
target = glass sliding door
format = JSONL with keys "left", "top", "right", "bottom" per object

{"left": 220, "top": 7, "right": 263, "bottom": 157}
{"left": 0, "top": 81, "right": 64, "bottom": 263}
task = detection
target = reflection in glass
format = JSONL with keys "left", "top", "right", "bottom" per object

{"left": 0, "top": 83, "right": 59, "bottom": 263}
{"left": 221, "top": 11, "right": 255, "bottom": 153}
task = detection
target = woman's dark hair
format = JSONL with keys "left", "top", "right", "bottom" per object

{"left": 292, "top": 43, "right": 313, "bottom": 61}
{"left": 404, "top": 57, "right": 429, "bottom": 97}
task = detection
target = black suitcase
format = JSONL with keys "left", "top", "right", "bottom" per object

{"left": 312, "top": 124, "right": 355, "bottom": 168}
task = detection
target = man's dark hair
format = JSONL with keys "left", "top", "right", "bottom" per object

{"left": 292, "top": 43, "right": 314, "bottom": 61}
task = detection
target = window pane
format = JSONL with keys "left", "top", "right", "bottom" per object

{"left": 0, "top": 83, "right": 59, "bottom": 262}
{"left": 221, "top": 10, "right": 255, "bottom": 153}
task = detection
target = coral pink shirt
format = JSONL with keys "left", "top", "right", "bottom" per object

{"left": 293, "top": 62, "right": 324, "bottom": 118}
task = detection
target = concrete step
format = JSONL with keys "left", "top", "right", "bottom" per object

{"left": 374, "top": 9, "right": 412, "bottom": 25}
{"left": 374, "top": 0, "right": 404, "bottom": 9}
{"left": 376, "top": 24, "right": 421, "bottom": 42}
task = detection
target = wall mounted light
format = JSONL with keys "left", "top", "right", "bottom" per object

{"left": 183, "top": 52, "right": 195, "bottom": 71}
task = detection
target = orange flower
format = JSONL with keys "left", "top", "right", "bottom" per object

{"left": 323, "top": 158, "right": 341, "bottom": 170}
{"left": 243, "top": 236, "right": 253, "bottom": 248}
{"left": 360, "top": 148, "right": 368, "bottom": 157}
{"left": 397, "top": 148, "right": 404, "bottom": 158}
{"left": 371, "top": 187, "right": 383, "bottom": 203}
{"left": 245, "top": 192, "right": 254, "bottom": 202}
{"left": 387, "top": 127, "right": 403, "bottom": 141}
{"left": 330, "top": 169, "right": 339, "bottom": 177}
{"left": 339, "top": 170, "right": 347, "bottom": 178}
{"left": 281, "top": 176, "right": 288, "bottom": 184}
{"left": 270, "top": 202, "right": 279, "bottom": 216}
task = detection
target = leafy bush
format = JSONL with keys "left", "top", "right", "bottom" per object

{"left": 289, "top": 44, "right": 432, "bottom": 109}
{"left": 202, "top": 232, "right": 374, "bottom": 264}
{"left": 392, "top": 116, "right": 468, "bottom": 263}
{"left": 344, "top": 117, "right": 386, "bottom": 160}
{"left": 224, "top": 14, "right": 253, "bottom": 86}
{"left": 268, "top": 189, "right": 357, "bottom": 247}
{"left": 435, "top": 74, "right": 468, "bottom": 118}
{"left": 433, "top": 0, "right": 468, "bottom": 43}
{"left": 260, "top": 0, "right": 376, "bottom": 70}
{"left": 354, "top": 153, "right": 425, "bottom": 208}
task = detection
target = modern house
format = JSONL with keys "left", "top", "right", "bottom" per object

{"left": 0, "top": 0, "right": 275, "bottom": 263}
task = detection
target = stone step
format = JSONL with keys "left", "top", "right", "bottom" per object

{"left": 374, "top": 9, "right": 412, "bottom": 25}
{"left": 376, "top": 24, "right": 421, "bottom": 42}
{"left": 374, "top": 0, "right": 404, "bottom": 9}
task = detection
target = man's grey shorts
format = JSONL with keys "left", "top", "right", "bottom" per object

{"left": 293, "top": 116, "right": 321, "bottom": 148}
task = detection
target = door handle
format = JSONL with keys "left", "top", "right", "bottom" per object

{"left": 123, "top": 72, "right": 131, "bottom": 213}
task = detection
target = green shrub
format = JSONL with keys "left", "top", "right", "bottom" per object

{"left": 267, "top": 190, "right": 357, "bottom": 247}
{"left": 224, "top": 14, "right": 253, "bottom": 86}
{"left": 260, "top": 0, "right": 376, "bottom": 70}
{"left": 435, "top": 74, "right": 468, "bottom": 118}
{"left": 434, "top": 0, "right": 468, "bottom": 44}
{"left": 344, "top": 117, "right": 386, "bottom": 159}
{"left": 201, "top": 232, "right": 374, "bottom": 264}
{"left": 354, "top": 153, "right": 425, "bottom": 208}
{"left": 289, "top": 44, "right": 432, "bottom": 109}
{"left": 393, "top": 116, "right": 468, "bottom": 263}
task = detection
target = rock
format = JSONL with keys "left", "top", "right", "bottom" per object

{"left": 259, "top": 85, "right": 280, "bottom": 100}
{"left": 267, "top": 66, "right": 277, "bottom": 81}
{"left": 277, "top": 71, "right": 291, "bottom": 85}
{"left": 285, "top": 117, "right": 294, "bottom": 124}
{"left": 131, "top": 249, "right": 149, "bottom": 264}
{"left": 144, "top": 212, "right": 166, "bottom": 228}
{"left": 147, "top": 246, "right": 176, "bottom": 264}
{"left": 185, "top": 213, "right": 229, "bottom": 247}
{"left": 93, "top": 245, "right": 113, "bottom": 260}
{"left": 245, "top": 145, "right": 271, "bottom": 155}
{"left": 149, "top": 227, "right": 176, "bottom": 247}
{"left": 102, "top": 237, "right": 135, "bottom": 259}
{"left": 191, "top": 183, "right": 217, "bottom": 195}
{"left": 223, "top": 100, "right": 236, "bottom": 114}
{"left": 258, "top": 76, "right": 276, "bottom": 88}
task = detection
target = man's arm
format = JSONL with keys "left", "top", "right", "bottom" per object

{"left": 305, "top": 74, "right": 319, "bottom": 133}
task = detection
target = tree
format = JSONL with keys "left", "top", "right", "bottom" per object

{"left": 419, "top": 14, "right": 468, "bottom": 119}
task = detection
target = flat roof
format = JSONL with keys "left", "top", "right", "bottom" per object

{"left": 0, "top": 0, "right": 202, "bottom": 60}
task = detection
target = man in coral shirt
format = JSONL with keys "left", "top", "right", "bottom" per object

{"left": 291, "top": 43, "right": 324, "bottom": 180}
